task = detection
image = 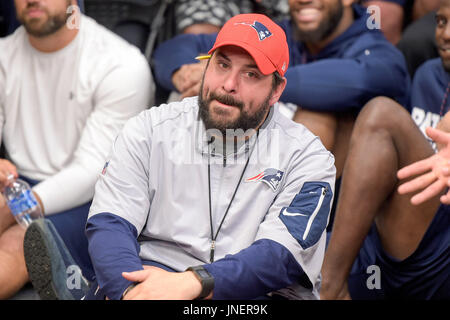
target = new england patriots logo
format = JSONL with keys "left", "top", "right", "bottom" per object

{"left": 235, "top": 21, "right": 272, "bottom": 41}
{"left": 101, "top": 161, "right": 109, "bottom": 175}
{"left": 246, "top": 168, "right": 284, "bottom": 191}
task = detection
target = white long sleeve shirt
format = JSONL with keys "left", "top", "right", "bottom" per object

{"left": 0, "top": 15, "right": 153, "bottom": 214}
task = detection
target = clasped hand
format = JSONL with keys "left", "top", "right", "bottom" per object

{"left": 121, "top": 265, "right": 202, "bottom": 300}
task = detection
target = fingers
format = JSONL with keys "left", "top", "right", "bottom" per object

{"left": 0, "top": 159, "right": 18, "bottom": 190}
{"left": 425, "top": 126, "right": 450, "bottom": 145}
{"left": 398, "top": 170, "right": 436, "bottom": 195}
{"left": 410, "top": 179, "right": 446, "bottom": 206}
{"left": 122, "top": 269, "right": 148, "bottom": 283}
{"left": 2, "top": 162, "right": 17, "bottom": 177}
{"left": 397, "top": 157, "right": 433, "bottom": 180}
{"left": 440, "top": 191, "right": 450, "bottom": 204}
{"left": 172, "top": 62, "right": 206, "bottom": 94}
{"left": 440, "top": 176, "right": 450, "bottom": 204}
{"left": 181, "top": 82, "right": 201, "bottom": 99}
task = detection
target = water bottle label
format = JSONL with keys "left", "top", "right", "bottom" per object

{"left": 7, "top": 190, "right": 38, "bottom": 217}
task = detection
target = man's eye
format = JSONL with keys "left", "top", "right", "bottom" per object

{"left": 245, "top": 71, "right": 259, "bottom": 78}
{"left": 218, "top": 62, "right": 229, "bottom": 69}
{"left": 437, "top": 16, "right": 447, "bottom": 27}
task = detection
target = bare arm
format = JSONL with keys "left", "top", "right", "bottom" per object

{"left": 398, "top": 126, "right": 450, "bottom": 205}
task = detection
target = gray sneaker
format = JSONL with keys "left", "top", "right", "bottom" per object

{"left": 23, "top": 218, "right": 90, "bottom": 300}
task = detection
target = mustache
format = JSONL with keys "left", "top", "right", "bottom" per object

{"left": 208, "top": 91, "right": 244, "bottom": 110}
{"left": 26, "top": 2, "right": 43, "bottom": 10}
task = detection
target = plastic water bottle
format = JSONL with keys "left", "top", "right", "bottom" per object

{"left": 3, "top": 175, "right": 43, "bottom": 229}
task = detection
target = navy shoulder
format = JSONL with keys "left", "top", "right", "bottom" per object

{"left": 413, "top": 58, "right": 447, "bottom": 84}
{"left": 410, "top": 58, "right": 449, "bottom": 115}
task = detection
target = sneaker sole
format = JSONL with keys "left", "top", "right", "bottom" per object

{"left": 23, "top": 219, "right": 74, "bottom": 300}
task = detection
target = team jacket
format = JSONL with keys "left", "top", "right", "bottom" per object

{"left": 86, "top": 97, "right": 336, "bottom": 300}
{"left": 152, "top": 4, "right": 410, "bottom": 112}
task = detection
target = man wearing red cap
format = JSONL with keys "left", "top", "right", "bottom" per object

{"left": 24, "top": 13, "right": 336, "bottom": 300}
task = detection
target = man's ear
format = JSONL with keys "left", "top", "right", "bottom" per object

{"left": 269, "top": 77, "right": 287, "bottom": 106}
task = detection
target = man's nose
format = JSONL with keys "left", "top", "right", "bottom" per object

{"left": 442, "top": 23, "right": 450, "bottom": 42}
{"left": 222, "top": 72, "right": 239, "bottom": 93}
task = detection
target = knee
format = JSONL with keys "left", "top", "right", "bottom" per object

{"left": 0, "top": 224, "right": 26, "bottom": 254}
{"left": 356, "top": 97, "right": 410, "bottom": 133}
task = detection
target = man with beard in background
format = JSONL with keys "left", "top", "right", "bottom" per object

{"left": 0, "top": 0, "right": 152, "bottom": 299}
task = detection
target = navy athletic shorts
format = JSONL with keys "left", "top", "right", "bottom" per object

{"left": 348, "top": 204, "right": 449, "bottom": 299}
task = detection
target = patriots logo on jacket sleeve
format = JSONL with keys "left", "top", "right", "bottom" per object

{"left": 246, "top": 168, "right": 284, "bottom": 191}
{"left": 235, "top": 21, "right": 272, "bottom": 41}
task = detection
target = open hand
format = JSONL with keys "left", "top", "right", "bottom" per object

{"left": 397, "top": 127, "right": 450, "bottom": 205}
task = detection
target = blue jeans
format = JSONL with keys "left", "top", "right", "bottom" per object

{"left": 23, "top": 177, "right": 95, "bottom": 282}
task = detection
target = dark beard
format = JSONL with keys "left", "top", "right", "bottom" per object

{"left": 19, "top": 1, "right": 71, "bottom": 38}
{"left": 441, "top": 57, "right": 450, "bottom": 73}
{"left": 198, "top": 82, "right": 272, "bottom": 137}
{"left": 292, "top": 1, "right": 344, "bottom": 44}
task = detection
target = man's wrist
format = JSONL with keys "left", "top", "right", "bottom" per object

{"left": 185, "top": 266, "right": 214, "bottom": 299}
{"left": 121, "top": 282, "right": 138, "bottom": 300}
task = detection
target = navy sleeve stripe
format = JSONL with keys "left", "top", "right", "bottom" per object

{"left": 86, "top": 213, "right": 144, "bottom": 300}
{"left": 279, "top": 181, "right": 333, "bottom": 249}
{"left": 203, "top": 239, "right": 307, "bottom": 299}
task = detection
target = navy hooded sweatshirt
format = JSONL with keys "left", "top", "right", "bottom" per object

{"left": 410, "top": 58, "right": 450, "bottom": 137}
{"left": 152, "top": 4, "right": 410, "bottom": 112}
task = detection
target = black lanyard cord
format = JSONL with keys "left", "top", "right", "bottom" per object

{"left": 207, "top": 131, "right": 259, "bottom": 263}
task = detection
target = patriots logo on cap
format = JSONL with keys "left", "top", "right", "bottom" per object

{"left": 246, "top": 168, "right": 284, "bottom": 191}
{"left": 235, "top": 21, "right": 272, "bottom": 41}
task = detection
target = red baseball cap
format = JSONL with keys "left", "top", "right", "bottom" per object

{"left": 208, "top": 13, "right": 289, "bottom": 77}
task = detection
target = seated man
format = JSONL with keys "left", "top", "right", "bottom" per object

{"left": 321, "top": 0, "right": 450, "bottom": 299}
{"left": 397, "top": 7, "right": 440, "bottom": 77}
{"left": 152, "top": 0, "right": 410, "bottom": 179}
{"left": 0, "top": 0, "right": 153, "bottom": 299}
{"left": 24, "top": 13, "right": 336, "bottom": 300}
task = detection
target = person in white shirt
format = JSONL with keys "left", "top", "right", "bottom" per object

{"left": 0, "top": 0, "right": 153, "bottom": 299}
